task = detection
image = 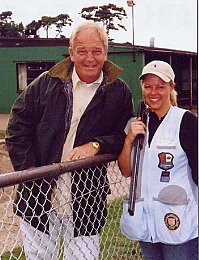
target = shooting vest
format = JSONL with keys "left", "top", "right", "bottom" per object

{"left": 120, "top": 106, "right": 198, "bottom": 244}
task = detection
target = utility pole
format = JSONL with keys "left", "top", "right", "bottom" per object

{"left": 127, "top": 0, "right": 136, "bottom": 62}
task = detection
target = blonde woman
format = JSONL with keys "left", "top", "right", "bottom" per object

{"left": 119, "top": 60, "right": 198, "bottom": 260}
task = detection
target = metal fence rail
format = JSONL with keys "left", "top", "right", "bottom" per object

{"left": 0, "top": 154, "right": 143, "bottom": 259}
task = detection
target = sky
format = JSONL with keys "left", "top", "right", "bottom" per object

{"left": 1, "top": 0, "right": 197, "bottom": 52}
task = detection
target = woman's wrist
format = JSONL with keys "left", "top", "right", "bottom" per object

{"left": 124, "top": 137, "right": 134, "bottom": 148}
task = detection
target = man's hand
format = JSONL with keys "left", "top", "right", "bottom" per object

{"left": 64, "top": 142, "right": 99, "bottom": 161}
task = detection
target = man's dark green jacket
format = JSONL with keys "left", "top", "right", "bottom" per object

{"left": 6, "top": 57, "right": 134, "bottom": 236}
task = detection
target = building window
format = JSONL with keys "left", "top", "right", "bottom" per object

{"left": 16, "top": 61, "right": 55, "bottom": 92}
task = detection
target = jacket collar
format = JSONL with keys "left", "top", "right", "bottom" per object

{"left": 48, "top": 56, "right": 123, "bottom": 84}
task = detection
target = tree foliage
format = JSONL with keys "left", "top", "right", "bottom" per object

{"left": 40, "top": 16, "right": 57, "bottom": 38}
{"left": 0, "top": 10, "right": 73, "bottom": 38}
{"left": 55, "top": 14, "right": 73, "bottom": 38}
{"left": 27, "top": 14, "right": 73, "bottom": 38}
{"left": 0, "top": 5, "right": 128, "bottom": 40}
{"left": 80, "top": 4, "right": 127, "bottom": 41}
{"left": 0, "top": 11, "right": 25, "bottom": 37}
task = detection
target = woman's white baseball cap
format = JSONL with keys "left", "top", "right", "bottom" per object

{"left": 139, "top": 60, "right": 175, "bottom": 82}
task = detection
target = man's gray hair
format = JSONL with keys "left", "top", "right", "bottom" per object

{"left": 69, "top": 22, "right": 108, "bottom": 50}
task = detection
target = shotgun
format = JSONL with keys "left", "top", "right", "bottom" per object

{"left": 128, "top": 100, "right": 148, "bottom": 216}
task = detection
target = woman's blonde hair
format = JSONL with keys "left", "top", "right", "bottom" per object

{"left": 170, "top": 88, "right": 178, "bottom": 106}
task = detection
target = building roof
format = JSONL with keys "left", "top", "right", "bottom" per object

{"left": 0, "top": 37, "right": 69, "bottom": 47}
{"left": 0, "top": 37, "right": 197, "bottom": 56}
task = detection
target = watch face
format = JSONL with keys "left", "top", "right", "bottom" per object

{"left": 92, "top": 142, "right": 100, "bottom": 149}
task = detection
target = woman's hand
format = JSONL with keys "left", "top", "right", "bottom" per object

{"left": 118, "top": 117, "right": 146, "bottom": 177}
{"left": 125, "top": 117, "right": 146, "bottom": 146}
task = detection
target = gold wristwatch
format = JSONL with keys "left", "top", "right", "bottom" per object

{"left": 90, "top": 141, "right": 100, "bottom": 152}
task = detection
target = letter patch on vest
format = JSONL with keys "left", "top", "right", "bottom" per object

{"left": 164, "top": 213, "right": 180, "bottom": 230}
{"left": 158, "top": 152, "right": 174, "bottom": 182}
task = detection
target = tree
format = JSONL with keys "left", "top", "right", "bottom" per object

{"left": 79, "top": 4, "right": 127, "bottom": 41}
{"left": 0, "top": 11, "right": 25, "bottom": 37}
{"left": 27, "top": 14, "right": 73, "bottom": 38}
{"left": 55, "top": 14, "right": 73, "bottom": 38}
{"left": 26, "top": 20, "right": 41, "bottom": 31}
{"left": 39, "top": 16, "right": 57, "bottom": 38}
{"left": 26, "top": 20, "right": 42, "bottom": 37}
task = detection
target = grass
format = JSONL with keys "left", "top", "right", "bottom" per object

{"left": 1, "top": 200, "right": 143, "bottom": 259}
{"left": 1, "top": 247, "right": 26, "bottom": 260}
{"left": 99, "top": 199, "right": 143, "bottom": 259}
{"left": 0, "top": 129, "right": 6, "bottom": 139}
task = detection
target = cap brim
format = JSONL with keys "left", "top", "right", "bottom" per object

{"left": 139, "top": 71, "right": 171, "bottom": 83}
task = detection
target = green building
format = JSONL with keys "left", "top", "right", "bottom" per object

{"left": 0, "top": 37, "right": 197, "bottom": 113}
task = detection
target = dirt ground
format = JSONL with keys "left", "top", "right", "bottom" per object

{"left": 0, "top": 142, "right": 13, "bottom": 174}
{"left": 0, "top": 142, "right": 22, "bottom": 254}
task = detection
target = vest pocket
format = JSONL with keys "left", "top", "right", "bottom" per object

{"left": 120, "top": 199, "right": 147, "bottom": 240}
{"left": 153, "top": 185, "right": 193, "bottom": 244}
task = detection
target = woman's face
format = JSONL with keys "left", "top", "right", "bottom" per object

{"left": 141, "top": 74, "right": 175, "bottom": 119}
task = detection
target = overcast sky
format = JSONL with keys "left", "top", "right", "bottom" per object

{"left": 1, "top": 0, "right": 197, "bottom": 52}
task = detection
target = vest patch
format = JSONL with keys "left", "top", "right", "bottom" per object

{"left": 164, "top": 213, "right": 180, "bottom": 230}
{"left": 158, "top": 152, "right": 174, "bottom": 171}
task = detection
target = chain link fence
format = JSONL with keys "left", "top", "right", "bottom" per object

{"left": 0, "top": 154, "right": 143, "bottom": 259}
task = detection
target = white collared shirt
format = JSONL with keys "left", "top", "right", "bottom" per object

{"left": 61, "top": 68, "right": 103, "bottom": 160}
{"left": 52, "top": 69, "right": 103, "bottom": 215}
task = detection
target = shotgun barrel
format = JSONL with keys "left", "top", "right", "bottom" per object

{"left": 128, "top": 100, "right": 148, "bottom": 216}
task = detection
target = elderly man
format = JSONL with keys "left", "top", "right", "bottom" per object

{"left": 6, "top": 22, "right": 134, "bottom": 259}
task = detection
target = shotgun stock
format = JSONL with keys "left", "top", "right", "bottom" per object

{"left": 128, "top": 100, "right": 148, "bottom": 216}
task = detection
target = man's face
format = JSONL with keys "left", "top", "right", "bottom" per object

{"left": 69, "top": 28, "right": 108, "bottom": 84}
